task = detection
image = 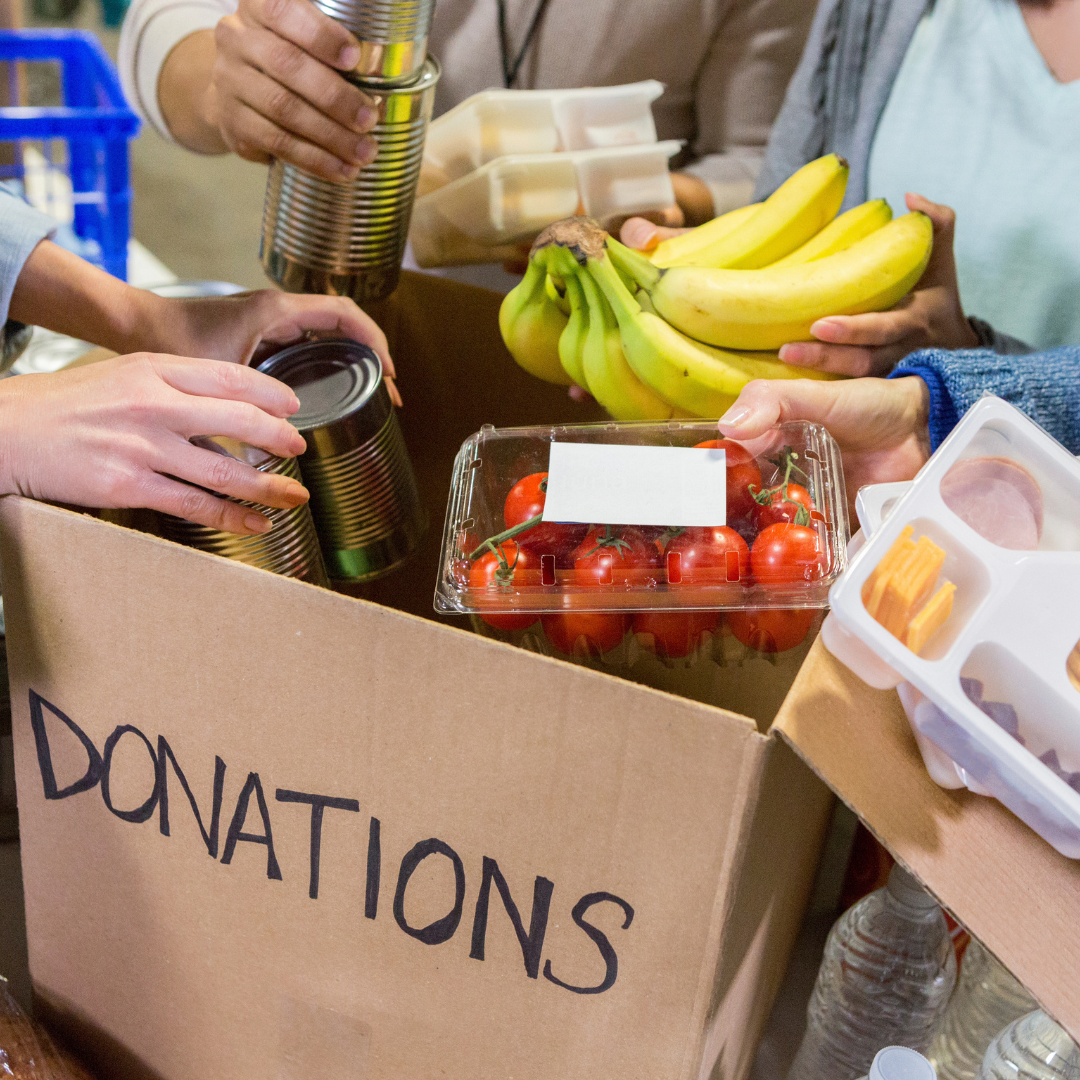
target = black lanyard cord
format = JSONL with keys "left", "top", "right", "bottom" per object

{"left": 497, "top": 0, "right": 553, "bottom": 88}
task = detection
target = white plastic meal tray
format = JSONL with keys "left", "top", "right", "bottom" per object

{"left": 822, "top": 395, "right": 1080, "bottom": 858}
{"left": 410, "top": 141, "right": 681, "bottom": 267}
{"left": 423, "top": 81, "right": 664, "bottom": 188}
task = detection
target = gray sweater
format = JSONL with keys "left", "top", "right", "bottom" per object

{"left": 753, "top": 0, "right": 1029, "bottom": 354}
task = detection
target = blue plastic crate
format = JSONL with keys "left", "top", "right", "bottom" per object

{"left": 0, "top": 29, "right": 140, "bottom": 280}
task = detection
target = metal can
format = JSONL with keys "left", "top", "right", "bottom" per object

{"left": 313, "top": 0, "right": 436, "bottom": 83}
{"left": 258, "top": 339, "right": 426, "bottom": 582}
{"left": 260, "top": 58, "right": 440, "bottom": 305}
{"left": 159, "top": 438, "right": 329, "bottom": 587}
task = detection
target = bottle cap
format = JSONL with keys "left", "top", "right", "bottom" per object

{"left": 869, "top": 1046, "right": 937, "bottom": 1080}
{"left": 886, "top": 863, "right": 938, "bottom": 910}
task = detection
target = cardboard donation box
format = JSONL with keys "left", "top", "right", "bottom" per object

{"left": 2, "top": 275, "right": 834, "bottom": 1080}
{"left": 2, "top": 499, "right": 831, "bottom": 1080}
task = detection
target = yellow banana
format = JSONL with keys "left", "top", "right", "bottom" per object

{"left": 549, "top": 247, "right": 591, "bottom": 388}
{"left": 574, "top": 263, "right": 687, "bottom": 421}
{"left": 772, "top": 198, "right": 892, "bottom": 268}
{"left": 647, "top": 202, "right": 759, "bottom": 265}
{"left": 653, "top": 154, "right": 849, "bottom": 269}
{"left": 498, "top": 253, "right": 573, "bottom": 385}
{"left": 608, "top": 212, "right": 934, "bottom": 351}
{"left": 586, "top": 249, "right": 837, "bottom": 419}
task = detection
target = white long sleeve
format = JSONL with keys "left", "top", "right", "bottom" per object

{"left": 118, "top": 0, "right": 236, "bottom": 140}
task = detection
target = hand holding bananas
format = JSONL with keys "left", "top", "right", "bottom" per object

{"left": 717, "top": 376, "right": 932, "bottom": 523}
{"left": 777, "top": 195, "right": 979, "bottom": 377}
{"left": 499, "top": 154, "right": 935, "bottom": 420}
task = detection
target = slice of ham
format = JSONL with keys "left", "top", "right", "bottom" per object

{"left": 940, "top": 456, "right": 1043, "bottom": 550}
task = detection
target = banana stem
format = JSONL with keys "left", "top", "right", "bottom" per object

{"left": 605, "top": 236, "right": 662, "bottom": 290}
{"left": 586, "top": 251, "right": 644, "bottom": 329}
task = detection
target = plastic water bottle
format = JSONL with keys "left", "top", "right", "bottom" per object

{"left": 928, "top": 940, "right": 1036, "bottom": 1080}
{"left": 976, "top": 1011, "right": 1080, "bottom": 1080}
{"left": 787, "top": 864, "right": 957, "bottom": 1080}
{"left": 860, "top": 1047, "right": 938, "bottom": 1080}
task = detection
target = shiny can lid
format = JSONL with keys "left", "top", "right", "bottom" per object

{"left": 258, "top": 340, "right": 386, "bottom": 439}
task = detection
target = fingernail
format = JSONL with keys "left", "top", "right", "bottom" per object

{"left": 245, "top": 512, "right": 272, "bottom": 534}
{"left": 287, "top": 392, "right": 301, "bottom": 414}
{"left": 291, "top": 434, "right": 307, "bottom": 454}
{"left": 284, "top": 482, "right": 309, "bottom": 508}
{"left": 718, "top": 405, "right": 750, "bottom": 429}
{"left": 337, "top": 161, "right": 361, "bottom": 181}
{"left": 338, "top": 45, "right": 360, "bottom": 69}
{"left": 356, "top": 137, "right": 378, "bottom": 166}
{"left": 357, "top": 106, "right": 379, "bottom": 130}
{"left": 778, "top": 343, "right": 798, "bottom": 362}
{"left": 621, "top": 218, "right": 656, "bottom": 252}
{"left": 810, "top": 318, "right": 843, "bottom": 340}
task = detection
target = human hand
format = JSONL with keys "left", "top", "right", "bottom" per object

{"left": 145, "top": 289, "right": 402, "bottom": 406}
{"left": 204, "top": 0, "right": 380, "bottom": 181}
{"left": 717, "top": 376, "right": 931, "bottom": 522}
{"left": 778, "top": 194, "right": 979, "bottom": 376}
{"left": 0, "top": 354, "right": 311, "bottom": 535}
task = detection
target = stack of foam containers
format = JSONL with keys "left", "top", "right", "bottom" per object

{"left": 409, "top": 81, "right": 681, "bottom": 266}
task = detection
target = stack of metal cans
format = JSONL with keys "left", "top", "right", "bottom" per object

{"left": 260, "top": 0, "right": 439, "bottom": 304}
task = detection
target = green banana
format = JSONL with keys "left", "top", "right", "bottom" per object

{"left": 548, "top": 246, "right": 591, "bottom": 388}
{"left": 608, "top": 212, "right": 934, "bottom": 352}
{"left": 653, "top": 154, "right": 849, "bottom": 269}
{"left": 574, "top": 262, "right": 687, "bottom": 421}
{"left": 586, "top": 248, "right": 835, "bottom": 419}
{"left": 772, "top": 198, "right": 893, "bottom": 268}
{"left": 498, "top": 252, "right": 573, "bottom": 385}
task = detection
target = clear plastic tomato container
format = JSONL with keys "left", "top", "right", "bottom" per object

{"left": 434, "top": 419, "right": 849, "bottom": 718}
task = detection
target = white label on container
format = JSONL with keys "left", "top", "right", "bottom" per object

{"left": 542, "top": 442, "right": 726, "bottom": 527}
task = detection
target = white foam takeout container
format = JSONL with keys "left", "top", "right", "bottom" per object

{"left": 422, "top": 81, "right": 664, "bottom": 188}
{"left": 410, "top": 141, "right": 681, "bottom": 267}
{"left": 822, "top": 396, "right": 1080, "bottom": 858}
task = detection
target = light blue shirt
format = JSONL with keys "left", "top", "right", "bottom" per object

{"left": 0, "top": 188, "right": 56, "bottom": 324}
{"left": 867, "top": 0, "right": 1080, "bottom": 350}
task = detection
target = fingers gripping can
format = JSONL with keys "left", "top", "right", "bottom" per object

{"left": 258, "top": 340, "right": 426, "bottom": 582}
{"left": 313, "top": 0, "right": 436, "bottom": 83}
{"left": 260, "top": 58, "right": 440, "bottom": 305}
{"left": 159, "top": 439, "right": 330, "bottom": 587}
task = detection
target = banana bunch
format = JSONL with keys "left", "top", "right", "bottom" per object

{"left": 498, "top": 153, "right": 935, "bottom": 418}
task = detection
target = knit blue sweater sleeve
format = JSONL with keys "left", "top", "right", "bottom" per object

{"left": 889, "top": 346, "right": 1080, "bottom": 454}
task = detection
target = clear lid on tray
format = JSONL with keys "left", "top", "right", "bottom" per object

{"left": 434, "top": 419, "right": 850, "bottom": 616}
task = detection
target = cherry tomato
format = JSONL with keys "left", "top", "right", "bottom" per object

{"left": 468, "top": 541, "right": 540, "bottom": 631}
{"left": 573, "top": 526, "right": 660, "bottom": 588}
{"left": 695, "top": 438, "right": 762, "bottom": 522}
{"left": 504, "top": 472, "right": 548, "bottom": 528}
{"left": 503, "top": 471, "right": 588, "bottom": 566}
{"left": 727, "top": 608, "right": 814, "bottom": 653}
{"left": 751, "top": 482, "right": 816, "bottom": 531}
{"left": 664, "top": 526, "right": 750, "bottom": 584}
{"left": 541, "top": 612, "right": 630, "bottom": 655}
{"left": 750, "top": 523, "right": 828, "bottom": 584}
{"left": 632, "top": 611, "right": 719, "bottom": 659}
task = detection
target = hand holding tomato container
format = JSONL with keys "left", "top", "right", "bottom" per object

{"left": 436, "top": 419, "right": 848, "bottom": 713}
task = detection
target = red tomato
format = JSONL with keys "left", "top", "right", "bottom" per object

{"left": 727, "top": 608, "right": 814, "bottom": 653}
{"left": 751, "top": 482, "right": 816, "bottom": 531}
{"left": 503, "top": 471, "right": 588, "bottom": 566}
{"left": 573, "top": 526, "right": 660, "bottom": 588}
{"left": 632, "top": 611, "right": 719, "bottom": 659}
{"left": 541, "top": 612, "right": 630, "bottom": 655}
{"left": 695, "top": 438, "right": 762, "bottom": 522}
{"left": 750, "top": 523, "right": 828, "bottom": 584}
{"left": 664, "top": 526, "right": 750, "bottom": 584}
{"left": 468, "top": 541, "right": 540, "bottom": 631}
{"left": 504, "top": 471, "right": 548, "bottom": 527}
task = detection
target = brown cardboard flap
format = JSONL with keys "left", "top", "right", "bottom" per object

{"left": 773, "top": 637, "right": 1080, "bottom": 1038}
{"left": 4, "top": 497, "right": 787, "bottom": 1080}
